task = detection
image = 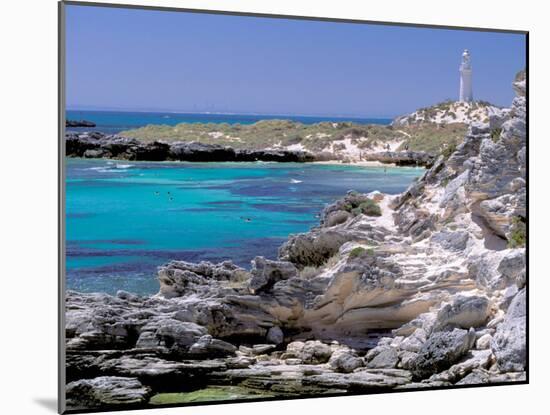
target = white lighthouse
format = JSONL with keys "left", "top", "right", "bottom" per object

{"left": 459, "top": 49, "right": 473, "bottom": 102}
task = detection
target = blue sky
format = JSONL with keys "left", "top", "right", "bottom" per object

{"left": 66, "top": 4, "right": 526, "bottom": 117}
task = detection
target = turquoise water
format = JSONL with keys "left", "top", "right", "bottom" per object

{"left": 66, "top": 110, "right": 392, "bottom": 134}
{"left": 66, "top": 159, "right": 422, "bottom": 295}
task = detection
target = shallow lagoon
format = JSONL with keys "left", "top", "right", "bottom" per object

{"left": 66, "top": 158, "right": 422, "bottom": 295}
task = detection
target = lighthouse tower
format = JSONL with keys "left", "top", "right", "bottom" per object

{"left": 459, "top": 49, "right": 473, "bottom": 102}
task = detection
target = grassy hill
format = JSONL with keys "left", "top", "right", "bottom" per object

{"left": 121, "top": 120, "right": 468, "bottom": 157}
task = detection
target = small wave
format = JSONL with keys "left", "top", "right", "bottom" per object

{"left": 115, "top": 164, "right": 133, "bottom": 169}
{"left": 290, "top": 179, "right": 303, "bottom": 184}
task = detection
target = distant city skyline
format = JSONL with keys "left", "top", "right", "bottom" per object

{"left": 66, "top": 4, "right": 526, "bottom": 118}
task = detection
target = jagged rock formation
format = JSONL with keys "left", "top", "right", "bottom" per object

{"left": 65, "top": 71, "right": 526, "bottom": 410}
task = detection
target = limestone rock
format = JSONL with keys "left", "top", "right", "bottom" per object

{"left": 266, "top": 326, "right": 284, "bottom": 345}
{"left": 431, "top": 231, "right": 470, "bottom": 252}
{"left": 435, "top": 295, "right": 490, "bottom": 330}
{"left": 66, "top": 377, "right": 152, "bottom": 409}
{"left": 410, "top": 328, "right": 476, "bottom": 380}
{"left": 284, "top": 340, "right": 333, "bottom": 364}
{"left": 325, "top": 210, "right": 352, "bottom": 227}
{"left": 367, "top": 347, "right": 399, "bottom": 369}
{"left": 328, "top": 348, "right": 364, "bottom": 373}
{"left": 188, "top": 335, "right": 237, "bottom": 357}
{"left": 491, "top": 288, "right": 526, "bottom": 372}
{"left": 476, "top": 333, "right": 492, "bottom": 350}
{"left": 248, "top": 257, "right": 297, "bottom": 294}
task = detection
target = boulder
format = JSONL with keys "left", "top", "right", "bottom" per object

{"left": 410, "top": 328, "right": 476, "bottom": 380}
{"left": 154, "top": 319, "right": 208, "bottom": 354}
{"left": 491, "top": 288, "right": 526, "bottom": 372}
{"left": 328, "top": 348, "right": 364, "bottom": 373}
{"left": 284, "top": 340, "right": 333, "bottom": 364}
{"left": 66, "top": 377, "right": 151, "bottom": 409}
{"left": 188, "top": 335, "right": 237, "bottom": 357}
{"left": 435, "top": 295, "right": 491, "bottom": 330}
{"left": 367, "top": 347, "right": 399, "bottom": 369}
{"left": 475, "top": 333, "right": 492, "bottom": 350}
{"left": 266, "top": 326, "right": 284, "bottom": 345}
{"left": 325, "top": 210, "right": 352, "bottom": 227}
{"left": 497, "top": 250, "right": 526, "bottom": 287}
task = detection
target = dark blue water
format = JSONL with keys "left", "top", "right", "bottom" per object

{"left": 66, "top": 110, "right": 392, "bottom": 134}
{"left": 66, "top": 159, "right": 422, "bottom": 295}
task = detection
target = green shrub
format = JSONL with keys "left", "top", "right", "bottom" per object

{"left": 508, "top": 217, "right": 526, "bottom": 248}
{"left": 359, "top": 199, "right": 382, "bottom": 216}
{"left": 490, "top": 128, "right": 502, "bottom": 143}
{"left": 349, "top": 247, "right": 366, "bottom": 258}
{"left": 441, "top": 142, "right": 457, "bottom": 159}
{"left": 351, "top": 207, "right": 362, "bottom": 216}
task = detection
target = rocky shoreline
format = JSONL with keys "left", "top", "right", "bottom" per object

{"left": 65, "top": 131, "right": 435, "bottom": 166}
{"left": 66, "top": 119, "right": 96, "bottom": 128}
{"left": 64, "top": 72, "right": 526, "bottom": 411}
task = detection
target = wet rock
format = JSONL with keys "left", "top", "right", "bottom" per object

{"left": 304, "top": 368, "right": 413, "bottom": 390}
{"left": 66, "top": 376, "right": 151, "bottom": 409}
{"left": 67, "top": 119, "right": 96, "bottom": 128}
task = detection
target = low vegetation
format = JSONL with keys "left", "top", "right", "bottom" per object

{"left": 490, "top": 127, "right": 502, "bottom": 143}
{"left": 358, "top": 199, "right": 382, "bottom": 217}
{"left": 508, "top": 216, "right": 527, "bottom": 248}
{"left": 349, "top": 247, "right": 366, "bottom": 258}
{"left": 349, "top": 246, "right": 375, "bottom": 259}
{"left": 341, "top": 192, "right": 382, "bottom": 217}
{"left": 399, "top": 123, "right": 467, "bottom": 154}
{"left": 121, "top": 118, "right": 469, "bottom": 158}
{"left": 441, "top": 142, "right": 458, "bottom": 159}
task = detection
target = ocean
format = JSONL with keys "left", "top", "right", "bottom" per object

{"left": 66, "top": 110, "right": 392, "bottom": 135}
{"left": 66, "top": 159, "right": 422, "bottom": 295}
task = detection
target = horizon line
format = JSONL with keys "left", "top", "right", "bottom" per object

{"left": 65, "top": 107, "right": 397, "bottom": 120}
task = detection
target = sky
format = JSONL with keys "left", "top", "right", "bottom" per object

{"left": 65, "top": 4, "right": 526, "bottom": 118}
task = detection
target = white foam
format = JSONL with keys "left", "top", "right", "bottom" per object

{"left": 290, "top": 179, "right": 303, "bottom": 184}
